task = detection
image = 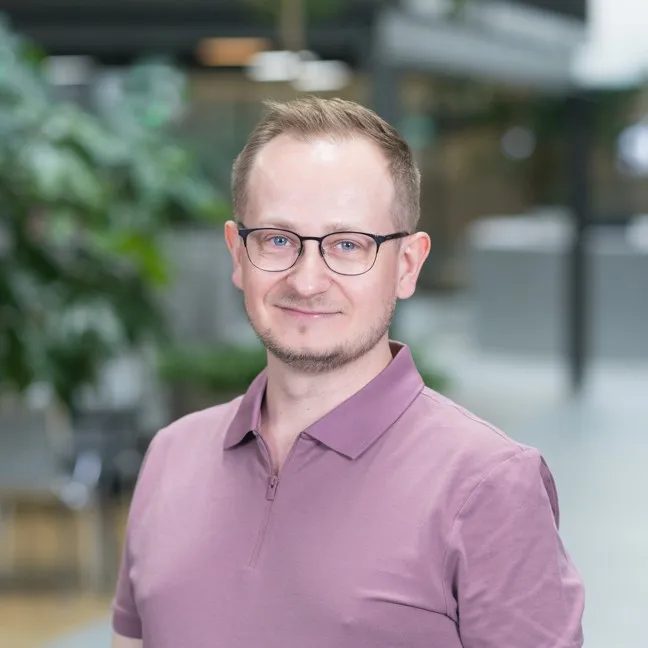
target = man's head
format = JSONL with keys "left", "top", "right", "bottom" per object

{"left": 225, "top": 97, "right": 430, "bottom": 373}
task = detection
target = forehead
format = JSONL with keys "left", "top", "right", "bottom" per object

{"left": 246, "top": 134, "right": 395, "bottom": 232}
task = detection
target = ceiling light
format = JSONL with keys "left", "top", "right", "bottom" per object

{"left": 292, "top": 59, "right": 352, "bottom": 92}
{"left": 246, "top": 50, "right": 302, "bottom": 82}
{"left": 197, "top": 37, "right": 270, "bottom": 67}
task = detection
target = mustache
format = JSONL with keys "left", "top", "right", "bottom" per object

{"left": 274, "top": 295, "right": 341, "bottom": 312}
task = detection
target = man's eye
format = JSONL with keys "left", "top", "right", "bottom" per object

{"left": 338, "top": 240, "right": 357, "bottom": 251}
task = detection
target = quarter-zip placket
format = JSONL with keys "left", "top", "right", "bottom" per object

{"left": 249, "top": 432, "right": 300, "bottom": 568}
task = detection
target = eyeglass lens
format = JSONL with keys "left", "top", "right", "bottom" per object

{"left": 245, "top": 229, "right": 378, "bottom": 275}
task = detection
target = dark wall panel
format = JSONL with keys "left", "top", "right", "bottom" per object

{"left": 511, "top": 0, "right": 586, "bottom": 21}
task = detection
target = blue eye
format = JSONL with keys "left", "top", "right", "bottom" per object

{"left": 271, "top": 236, "right": 288, "bottom": 247}
{"left": 338, "top": 240, "right": 357, "bottom": 251}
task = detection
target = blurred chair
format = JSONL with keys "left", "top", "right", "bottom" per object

{"left": 0, "top": 403, "right": 107, "bottom": 592}
{"left": 70, "top": 406, "right": 145, "bottom": 590}
{"left": 72, "top": 407, "right": 143, "bottom": 491}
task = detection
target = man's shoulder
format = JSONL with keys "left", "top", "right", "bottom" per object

{"left": 407, "top": 386, "right": 535, "bottom": 477}
{"left": 125, "top": 396, "right": 247, "bottom": 529}
{"left": 398, "top": 387, "right": 556, "bottom": 519}
{"left": 146, "top": 395, "right": 245, "bottom": 459}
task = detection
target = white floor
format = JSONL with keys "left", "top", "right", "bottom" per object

{"left": 46, "top": 296, "right": 648, "bottom": 647}
{"left": 45, "top": 621, "right": 112, "bottom": 648}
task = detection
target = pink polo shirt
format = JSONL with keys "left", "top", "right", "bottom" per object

{"left": 112, "top": 342, "right": 584, "bottom": 647}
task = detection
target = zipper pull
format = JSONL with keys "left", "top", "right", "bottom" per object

{"left": 266, "top": 474, "right": 279, "bottom": 501}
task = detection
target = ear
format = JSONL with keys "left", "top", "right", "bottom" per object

{"left": 224, "top": 220, "right": 244, "bottom": 290}
{"left": 396, "top": 232, "right": 431, "bottom": 300}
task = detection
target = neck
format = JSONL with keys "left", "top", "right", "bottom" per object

{"left": 260, "top": 338, "right": 393, "bottom": 466}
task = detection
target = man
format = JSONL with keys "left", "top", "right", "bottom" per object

{"left": 112, "top": 97, "right": 585, "bottom": 648}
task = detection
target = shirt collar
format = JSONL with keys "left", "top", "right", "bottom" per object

{"left": 224, "top": 341, "right": 425, "bottom": 459}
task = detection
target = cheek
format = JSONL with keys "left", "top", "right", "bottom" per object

{"left": 241, "top": 269, "right": 281, "bottom": 312}
{"left": 349, "top": 273, "right": 396, "bottom": 311}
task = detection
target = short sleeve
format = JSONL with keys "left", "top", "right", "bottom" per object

{"left": 112, "top": 530, "right": 142, "bottom": 638}
{"left": 443, "top": 448, "right": 585, "bottom": 647}
{"left": 111, "top": 434, "right": 163, "bottom": 639}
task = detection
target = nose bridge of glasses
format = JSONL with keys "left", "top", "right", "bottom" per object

{"left": 297, "top": 236, "right": 324, "bottom": 264}
{"left": 286, "top": 238, "right": 333, "bottom": 291}
{"left": 298, "top": 235, "right": 326, "bottom": 258}
{"left": 300, "top": 243, "right": 327, "bottom": 278}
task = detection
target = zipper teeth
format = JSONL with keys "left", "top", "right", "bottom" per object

{"left": 248, "top": 432, "right": 301, "bottom": 568}
{"left": 249, "top": 505, "right": 273, "bottom": 567}
{"left": 249, "top": 433, "right": 273, "bottom": 567}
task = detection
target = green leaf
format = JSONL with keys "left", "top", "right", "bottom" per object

{"left": 18, "top": 141, "right": 105, "bottom": 209}
{"left": 106, "top": 231, "right": 170, "bottom": 285}
{"left": 0, "top": 20, "right": 230, "bottom": 412}
{"left": 42, "top": 107, "right": 131, "bottom": 167}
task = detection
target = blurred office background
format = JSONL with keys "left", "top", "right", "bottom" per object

{"left": 0, "top": 1, "right": 646, "bottom": 646}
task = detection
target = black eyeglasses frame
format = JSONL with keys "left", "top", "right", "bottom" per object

{"left": 237, "top": 225, "right": 411, "bottom": 276}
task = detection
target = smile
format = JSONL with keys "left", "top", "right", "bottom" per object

{"left": 277, "top": 306, "right": 339, "bottom": 318}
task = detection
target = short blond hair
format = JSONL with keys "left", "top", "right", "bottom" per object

{"left": 231, "top": 97, "right": 420, "bottom": 231}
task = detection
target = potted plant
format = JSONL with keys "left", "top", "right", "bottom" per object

{"left": 0, "top": 16, "right": 229, "bottom": 417}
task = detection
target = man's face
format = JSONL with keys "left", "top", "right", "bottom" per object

{"left": 225, "top": 134, "right": 429, "bottom": 373}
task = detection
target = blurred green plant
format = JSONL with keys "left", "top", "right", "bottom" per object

{"left": 420, "top": 364, "right": 449, "bottom": 394}
{"left": 448, "top": 0, "right": 473, "bottom": 19}
{"left": 0, "top": 17, "right": 230, "bottom": 412}
{"left": 158, "top": 343, "right": 450, "bottom": 403}
{"left": 159, "top": 344, "right": 268, "bottom": 397}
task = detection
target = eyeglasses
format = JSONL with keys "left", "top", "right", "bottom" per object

{"left": 237, "top": 226, "right": 410, "bottom": 276}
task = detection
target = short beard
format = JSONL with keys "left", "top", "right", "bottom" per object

{"left": 247, "top": 300, "right": 396, "bottom": 375}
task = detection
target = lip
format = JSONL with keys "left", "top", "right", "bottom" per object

{"left": 278, "top": 306, "right": 339, "bottom": 318}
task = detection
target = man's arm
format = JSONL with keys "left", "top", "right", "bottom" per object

{"left": 111, "top": 432, "right": 166, "bottom": 646}
{"left": 444, "top": 448, "right": 585, "bottom": 647}
{"left": 111, "top": 633, "right": 142, "bottom": 648}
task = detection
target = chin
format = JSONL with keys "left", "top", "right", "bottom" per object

{"left": 268, "top": 343, "right": 354, "bottom": 374}
{"left": 257, "top": 324, "right": 389, "bottom": 374}
{"left": 272, "top": 335, "right": 343, "bottom": 358}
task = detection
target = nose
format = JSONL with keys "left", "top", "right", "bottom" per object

{"left": 284, "top": 240, "right": 332, "bottom": 297}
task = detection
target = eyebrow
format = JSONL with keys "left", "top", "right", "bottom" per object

{"left": 255, "top": 219, "right": 366, "bottom": 233}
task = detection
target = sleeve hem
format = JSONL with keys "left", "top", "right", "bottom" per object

{"left": 112, "top": 610, "right": 143, "bottom": 639}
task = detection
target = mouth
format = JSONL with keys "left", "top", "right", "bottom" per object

{"left": 277, "top": 306, "right": 340, "bottom": 318}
